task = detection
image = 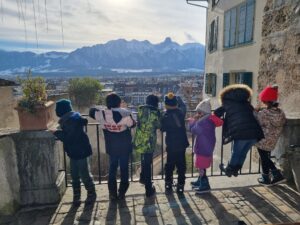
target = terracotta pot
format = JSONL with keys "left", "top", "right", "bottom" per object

{"left": 15, "top": 101, "right": 55, "bottom": 131}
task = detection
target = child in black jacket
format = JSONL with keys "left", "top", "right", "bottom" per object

{"left": 161, "top": 93, "right": 189, "bottom": 194}
{"left": 53, "top": 99, "right": 96, "bottom": 206}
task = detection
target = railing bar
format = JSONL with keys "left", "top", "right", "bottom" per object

{"left": 151, "top": 156, "right": 154, "bottom": 180}
{"left": 63, "top": 149, "right": 68, "bottom": 187}
{"left": 96, "top": 125, "right": 101, "bottom": 184}
{"left": 191, "top": 134, "right": 194, "bottom": 177}
{"left": 220, "top": 127, "right": 224, "bottom": 176}
{"left": 161, "top": 132, "right": 164, "bottom": 180}
{"left": 258, "top": 157, "right": 261, "bottom": 174}
{"left": 249, "top": 147, "right": 252, "bottom": 174}
{"left": 130, "top": 154, "right": 133, "bottom": 182}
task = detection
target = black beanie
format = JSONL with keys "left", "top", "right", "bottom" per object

{"left": 146, "top": 94, "right": 159, "bottom": 108}
{"left": 164, "top": 92, "right": 178, "bottom": 107}
{"left": 55, "top": 99, "right": 73, "bottom": 117}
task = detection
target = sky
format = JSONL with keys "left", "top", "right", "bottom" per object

{"left": 0, "top": 0, "right": 207, "bottom": 53}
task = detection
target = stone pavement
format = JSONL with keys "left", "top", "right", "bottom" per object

{"left": 1, "top": 174, "right": 300, "bottom": 225}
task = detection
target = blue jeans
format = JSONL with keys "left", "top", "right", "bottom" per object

{"left": 70, "top": 157, "right": 94, "bottom": 190}
{"left": 229, "top": 139, "right": 257, "bottom": 168}
{"left": 108, "top": 154, "right": 130, "bottom": 195}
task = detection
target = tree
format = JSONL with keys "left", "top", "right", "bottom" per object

{"left": 68, "top": 77, "right": 103, "bottom": 110}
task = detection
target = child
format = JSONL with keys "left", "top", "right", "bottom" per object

{"left": 133, "top": 94, "right": 160, "bottom": 197}
{"left": 53, "top": 99, "right": 96, "bottom": 206}
{"left": 214, "top": 84, "right": 264, "bottom": 177}
{"left": 89, "top": 93, "right": 135, "bottom": 200}
{"left": 255, "top": 85, "right": 286, "bottom": 185}
{"left": 161, "top": 93, "right": 189, "bottom": 194}
{"left": 188, "top": 99, "right": 223, "bottom": 193}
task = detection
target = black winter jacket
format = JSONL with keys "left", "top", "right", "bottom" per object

{"left": 214, "top": 84, "right": 264, "bottom": 144}
{"left": 161, "top": 108, "right": 189, "bottom": 152}
{"left": 54, "top": 112, "right": 92, "bottom": 160}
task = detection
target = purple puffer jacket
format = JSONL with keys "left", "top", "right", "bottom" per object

{"left": 189, "top": 115, "right": 223, "bottom": 157}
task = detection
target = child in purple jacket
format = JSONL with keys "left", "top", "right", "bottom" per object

{"left": 188, "top": 99, "right": 223, "bottom": 193}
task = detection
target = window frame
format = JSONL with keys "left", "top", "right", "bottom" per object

{"left": 222, "top": 72, "right": 253, "bottom": 88}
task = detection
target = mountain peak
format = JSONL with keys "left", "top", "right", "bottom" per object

{"left": 163, "top": 37, "right": 172, "bottom": 43}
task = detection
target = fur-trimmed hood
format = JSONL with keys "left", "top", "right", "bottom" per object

{"left": 219, "top": 84, "right": 253, "bottom": 104}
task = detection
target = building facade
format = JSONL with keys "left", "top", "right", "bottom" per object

{"left": 203, "top": 0, "right": 267, "bottom": 107}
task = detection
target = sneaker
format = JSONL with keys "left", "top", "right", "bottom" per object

{"left": 165, "top": 182, "right": 173, "bottom": 194}
{"left": 146, "top": 186, "right": 156, "bottom": 198}
{"left": 271, "top": 169, "right": 286, "bottom": 185}
{"left": 191, "top": 176, "right": 201, "bottom": 188}
{"left": 257, "top": 174, "right": 271, "bottom": 186}
{"left": 176, "top": 184, "right": 184, "bottom": 195}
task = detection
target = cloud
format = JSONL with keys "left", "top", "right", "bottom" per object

{"left": 0, "top": 0, "right": 206, "bottom": 52}
{"left": 184, "top": 32, "right": 198, "bottom": 43}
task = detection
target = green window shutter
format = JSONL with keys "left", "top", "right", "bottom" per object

{"left": 229, "top": 7, "right": 237, "bottom": 47}
{"left": 212, "top": 74, "right": 217, "bottom": 97}
{"left": 238, "top": 3, "right": 246, "bottom": 44}
{"left": 242, "top": 72, "right": 253, "bottom": 88}
{"left": 223, "top": 73, "right": 230, "bottom": 87}
{"left": 245, "top": 0, "right": 255, "bottom": 42}
{"left": 205, "top": 73, "right": 209, "bottom": 94}
{"left": 224, "top": 11, "right": 230, "bottom": 48}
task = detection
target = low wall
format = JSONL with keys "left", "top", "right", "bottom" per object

{"left": 0, "top": 133, "right": 20, "bottom": 216}
{"left": 273, "top": 117, "right": 300, "bottom": 187}
{"left": 0, "top": 130, "right": 66, "bottom": 216}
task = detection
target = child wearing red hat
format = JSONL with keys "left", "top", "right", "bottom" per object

{"left": 256, "top": 85, "right": 286, "bottom": 185}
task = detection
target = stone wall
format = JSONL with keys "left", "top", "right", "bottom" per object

{"left": 0, "top": 134, "right": 20, "bottom": 216}
{"left": 258, "top": 0, "right": 300, "bottom": 117}
{"left": 0, "top": 130, "right": 66, "bottom": 216}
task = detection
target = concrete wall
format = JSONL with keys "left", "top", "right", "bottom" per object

{"left": 0, "top": 131, "right": 66, "bottom": 216}
{"left": 0, "top": 87, "right": 19, "bottom": 130}
{"left": 0, "top": 134, "right": 20, "bottom": 216}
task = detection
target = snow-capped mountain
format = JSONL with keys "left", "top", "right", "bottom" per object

{"left": 0, "top": 37, "right": 205, "bottom": 76}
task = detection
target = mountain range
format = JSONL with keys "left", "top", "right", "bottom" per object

{"left": 0, "top": 37, "right": 205, "bottom": 76}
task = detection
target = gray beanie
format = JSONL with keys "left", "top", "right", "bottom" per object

{"left": 195, "top": 98, "right": 211, "bottom": 114}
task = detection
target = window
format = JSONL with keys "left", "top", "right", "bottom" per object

{"left": 224, "top": 0, "right": 255, "bottom": 48}
{"left": 208, "top": 17, "right": 218, "bottom": 52}
{"left": 205, "top": 73, "right": 217, "bottom": 96}
{"left": 223, "top": 72, "right": 253, "bottom": 88}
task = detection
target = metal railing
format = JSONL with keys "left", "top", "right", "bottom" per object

{"left": 60, "top": 111, "right": 261, "bottom": 186}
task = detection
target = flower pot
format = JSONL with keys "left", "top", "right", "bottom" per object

{"left": 15, "top": 101, "right": 55, "bottom": 131}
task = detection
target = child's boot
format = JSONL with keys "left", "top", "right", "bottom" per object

{"left": 190, "top": 176, "right": 201, "bottom": 188}
{"left": 165, "top": 182, "right": 173, "bottom": 194}
{"left": 146, "top": 185, "right": 156, "bottom": 198}
{"left": 219, "top": 163, "right": 238, "bottom": 177}
{"left": 85, "top": 184, "right": 97, "bottom": 205}
{"left": 118, "top": 181, "right": 129, "bottom": 200}
{"left": 108, "top": 181, "right": 118, "bottom": 201}
{"left": 72, "top": 187, "right": 81, "bottom": 207}
{"left": 257, "top": 173, "right": 271, "bottom": 186}
{"left": 176, "top": 183, "right": 184, "bottom": 195}
{"left": 271, "top": 169, "right": 286, "bottom": 185}
{"left": 196, "top": 176, "right": 211, "bottom": 194}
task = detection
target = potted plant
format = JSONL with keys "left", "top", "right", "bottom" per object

{"left": 15, "top": 71, "right": 55, "bottom": 131}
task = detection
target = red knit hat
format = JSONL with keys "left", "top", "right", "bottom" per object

{"left": 259, "top": 85, "right": 278, "bottom": 102}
